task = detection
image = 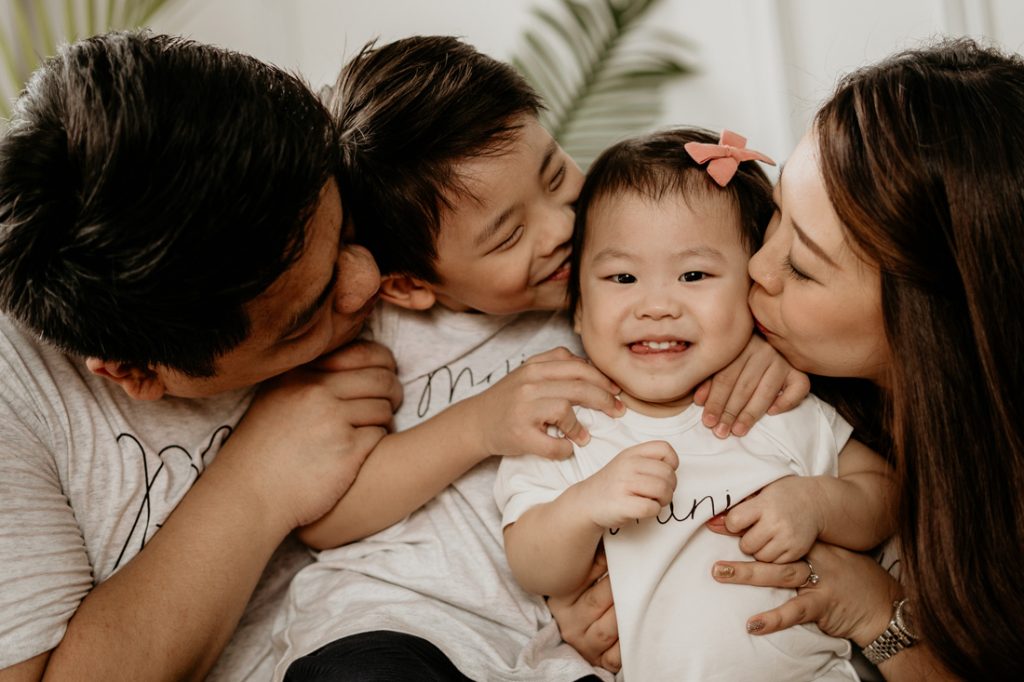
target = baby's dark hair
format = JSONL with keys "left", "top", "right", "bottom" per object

{"left": 568, "top": 126, "right": 774, "bottom": 315}
{"left": 328, "top": 36, "right": 542, "bottom": 281}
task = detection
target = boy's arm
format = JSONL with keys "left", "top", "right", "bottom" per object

{"left": 299, "top": 348, "right": 623, "bottom": 549}
{"left": 721, "top": 439, "right": 896, "bottom": 562}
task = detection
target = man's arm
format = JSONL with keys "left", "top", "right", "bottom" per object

{"left": 1, "top": 343, "right": 398, "bottom": 682}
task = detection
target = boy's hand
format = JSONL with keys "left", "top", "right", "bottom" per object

{"left": 470, "top": 347, "right": 624, "bottom": 460}
{"left": 226, "top": 341, "right": 403, "bottom": 531}
{"left": 709, "top": 476, "right": 824, "bottom": 563}
{"left": 694, "top": 334, "right": 809, "bottom": 438}
{"left": 574, "top": 440, "right": 678, "bottom": 529}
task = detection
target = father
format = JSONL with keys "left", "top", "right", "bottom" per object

{"left": 0, "top": 31, "right": 400, "bottom": 680}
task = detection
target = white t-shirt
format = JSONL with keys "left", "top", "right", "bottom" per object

{"left": 496, "top": 398, "right": 860, "bottom": 681}
{"left": 272, "top": 302, "right": 608, "bottom": 681}
{"left": 0, "top": 314, "right": 310, "bottom": 679}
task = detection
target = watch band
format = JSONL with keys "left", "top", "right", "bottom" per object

{"left": 862, "top": 598, "right": 917, "bottom": 665}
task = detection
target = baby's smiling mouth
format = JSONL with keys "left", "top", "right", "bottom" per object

{"left": 629, "top": 339, "right": 691, "bottom": 354}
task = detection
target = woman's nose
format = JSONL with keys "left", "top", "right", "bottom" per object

{"left": 748, "top": 244, "right": 782, "bottom": 296}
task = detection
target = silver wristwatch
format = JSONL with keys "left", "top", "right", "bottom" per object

{"left": 862, "top": 598, "right": 918, "bottom": 665}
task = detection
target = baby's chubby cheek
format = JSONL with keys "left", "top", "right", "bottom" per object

{"left": 335, "top": 244, "right": 381, "bottom": 313}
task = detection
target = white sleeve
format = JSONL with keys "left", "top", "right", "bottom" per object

{"left": 763, "top": 394, "right": 854, "bottom": 477}
{"left": 494, "top": 452, "right": 584, "bottom": 529}
{"left": 0, "top": 393, "right": 93, "bottom": 669}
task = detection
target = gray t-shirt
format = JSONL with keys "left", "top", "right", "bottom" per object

{"left": 0, "top": 314, "right": 310, "bottom": 679}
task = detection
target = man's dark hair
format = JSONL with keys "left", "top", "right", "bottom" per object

{"left": 328, "top": 35, "right": 541, "bottom": 281}
{"left": 0, "top": 30, "right": 339, "bottom": 376}
{"left": 568, "top": 126, "right": 774, "bottom": 315}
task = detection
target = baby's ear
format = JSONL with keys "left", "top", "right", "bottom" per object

{"left": 379, "top": 274, "right": 436, "bottom": 311}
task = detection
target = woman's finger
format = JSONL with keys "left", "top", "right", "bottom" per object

{"left": 746, "top": 592, "right": 821, "bottom": 635}
{"left": 711, "top": 558, "right": 812, "bottom": 589}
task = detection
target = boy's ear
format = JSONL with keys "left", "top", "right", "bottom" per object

{"left": 85, "top": 357, "right": 166, "bottom": 401}
{"left": 379, "top": 274, "right": 436, "bottom": 311}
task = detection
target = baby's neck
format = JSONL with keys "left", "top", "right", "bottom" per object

{"left": 618, "top": 391, "right": 695, "bottom": 418}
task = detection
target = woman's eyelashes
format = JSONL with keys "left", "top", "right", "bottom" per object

{"left": 784, "top": 254, "right": 812, "bottom": 281}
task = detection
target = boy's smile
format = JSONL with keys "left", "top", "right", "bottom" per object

{"left": 575, "top": 190, "right": 753, "bottom": 417}
{"left": 427, "top": 115, "right": 583, "bottom": 314}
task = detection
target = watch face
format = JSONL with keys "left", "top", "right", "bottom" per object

{"left": 896, "top": 599, "right": 919, "bottom": 640}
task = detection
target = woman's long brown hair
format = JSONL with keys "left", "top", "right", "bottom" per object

{"left": 815, "top": 38, "right": 1024, "bottom": 677}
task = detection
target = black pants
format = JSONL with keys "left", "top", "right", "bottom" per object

{"left": 284, "top": 630, "right": 605, "bottom": 682}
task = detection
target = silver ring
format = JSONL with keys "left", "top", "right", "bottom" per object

{"left": 797, "top": 559, "right": 820, "bottom": 589}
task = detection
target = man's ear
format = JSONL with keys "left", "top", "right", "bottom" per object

{"left": 379, "top": 274, "right": 436, "bottom": 311}
{"left": 85, "top": 358, "right": 166, "bottom": 401}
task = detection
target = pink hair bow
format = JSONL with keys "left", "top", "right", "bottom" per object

{"left": 684, "top": 129, "right": 776, "bottom": 187}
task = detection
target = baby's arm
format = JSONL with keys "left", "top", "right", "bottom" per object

{"left": 720, "top": 439, "right": 896, "bottom": 562}
{"left": 504, "top": 440, "right": 678, "bottom": 596}
{"left": 299, "top": 348, "right": 622, "bottom": 549}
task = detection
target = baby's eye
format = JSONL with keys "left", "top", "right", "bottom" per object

{"left": 681, "top": 271, "right": 706, "bottom": 282}
{"left": 609, "top": 273, "right": 636, "bottom": 284}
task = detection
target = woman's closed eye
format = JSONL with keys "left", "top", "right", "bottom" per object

{"left": 783, "top": 255, "right": 812, "bottom": 282}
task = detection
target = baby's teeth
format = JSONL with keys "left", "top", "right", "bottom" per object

{"left": 643, "top": 340, "right": 676, "bottom": 350}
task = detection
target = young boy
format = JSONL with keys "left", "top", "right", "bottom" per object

{"left": 273, "top": 38, "right": 807, "bottom": 681}
{"left": 495, "top": 128, "right": 896, "bottom": 680}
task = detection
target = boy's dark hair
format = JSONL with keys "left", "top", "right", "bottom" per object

{"left": 328, "top": 36, "right": 541, "bottom": 281}
{"left": 568, "top": 126, "right": 774, "bottom": 314}
{"left": 0, "top": 30, "right": 339, "bottom": 376}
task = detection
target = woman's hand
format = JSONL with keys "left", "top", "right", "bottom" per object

{"left": 694, "top": 334, "right": 810, "bottom": 438}
{"left": 546, "top": 546, "right": 622, "bottom": 673}
{"left": 710, "top": 541, "right": 898, "bottom": 646}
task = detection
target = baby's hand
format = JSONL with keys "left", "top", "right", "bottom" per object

{"left": 576, "top": 441, "right": 678, "bottom": 529}
{"left": 468, "top": 347, "right": 624, "bottom": 460}
{"left": 716, "top": 476, "right": 825, "bottom": 563}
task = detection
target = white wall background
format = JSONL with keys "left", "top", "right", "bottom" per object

{"left": 8, "top": 0, "right": 1024, "bottom": 166}
{"left": 143, "top": 0, "right": 1024, "bottom": 167}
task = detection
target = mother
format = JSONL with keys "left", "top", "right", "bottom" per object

{"left": 555, "top": 38, "right": 1024, "bottom": 679}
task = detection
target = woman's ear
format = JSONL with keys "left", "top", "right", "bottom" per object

{"left": 379, "top": 274, "right": 437, "bottom": 311}
{"left": 84, "top": 358, "right": 167, "bottom": 401}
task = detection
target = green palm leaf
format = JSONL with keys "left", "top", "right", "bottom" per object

{"left": 511, "top": 0, "right": 696, "bottom": 169}
{"left": 0, "top": 0, "right": 176, "bottom": 124}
